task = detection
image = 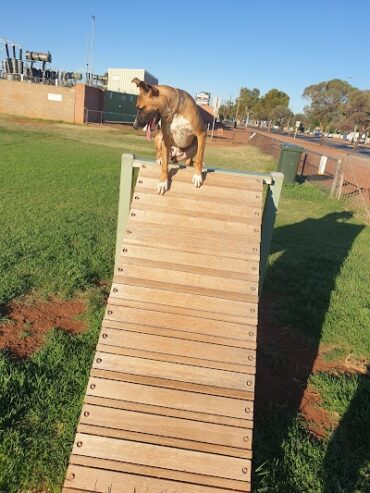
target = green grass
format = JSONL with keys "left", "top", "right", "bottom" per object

{"left": 0, "top": 115, "right": 369, "bottom": 492}
{"left": 0, "top": 116, "right": 275, "bottom": 307}
{"left": 265, "top": 183, "right": 370, "bottom": 358}
{"left": 254, "top": 183, "right": 370, "bottom": 493}
{"left": 0, "top": 290, "right": 106, "bottom": 493}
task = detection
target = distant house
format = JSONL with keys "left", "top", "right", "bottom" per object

{"left": 195, "top": 91, "right": 211, "bottom": 106}
{"left": 107, "top": 69, "right": 158, "bottom": 94}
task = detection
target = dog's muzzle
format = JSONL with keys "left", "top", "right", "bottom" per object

{"left": 133, "top": 110, "right": 160, "bottom": 130}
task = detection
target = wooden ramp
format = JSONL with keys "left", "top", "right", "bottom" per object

{"left": 63, "top": 163, "right": 271, "bottom": 493}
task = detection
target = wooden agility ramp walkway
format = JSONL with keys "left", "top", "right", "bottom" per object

{"left": 63, "top": 155, "right": 283, "bottom": 493}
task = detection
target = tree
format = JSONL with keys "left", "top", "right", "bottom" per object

{"left": 337, "top": 89, "right": 370, "bottom": 147}
{"left": 302, "top": 79, "right": 354, "bottom": 132}
{"left": 253, "top": 89, "right": 290, "bottom": 121}
{"left": 219, "top": 99, "right": 236, "bottom": 120}
{"left": 338, "top": 90, "right": 370, "bottom": 132}
{"left": 269, "top": 105, "right": 294, "bottom": 128}
{"left": 236, "top": 87, "right": 260, "bottom": 120}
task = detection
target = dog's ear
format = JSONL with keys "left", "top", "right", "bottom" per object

{"left": 132, "top": 78, "right": 159, "bottom": 97}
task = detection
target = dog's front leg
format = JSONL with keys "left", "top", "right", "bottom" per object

{"left": 158, "top": 140, "right": 169, "bottom": 194}
{"left": 154, "top": 132, "right": 163, "bottom": 165}
{"left": 192, "top": 130, "right": 206, "bottom": 188}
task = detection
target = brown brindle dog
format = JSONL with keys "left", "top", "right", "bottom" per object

{"left": 132, "top": 78, "right": 206, "bottom": 194}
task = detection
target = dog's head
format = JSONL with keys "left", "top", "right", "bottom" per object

{"left": 132, "top": 78, "right": 161, "bottom": 130}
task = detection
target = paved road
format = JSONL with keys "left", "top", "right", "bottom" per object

{"left": 272, "top": 131, "right": 370, "bottom": 159}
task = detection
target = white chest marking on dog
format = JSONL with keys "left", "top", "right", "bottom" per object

{"left": 170, "top": 115, "right": 194, "bottom": 148}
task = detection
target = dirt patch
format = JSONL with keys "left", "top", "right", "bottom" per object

{"left": 255, "top": 294, "right": 366, "bottom": 438}
{"left": 206, "top": 128, "right": 248, "bottom": 147}
{"left": 300, "top": 386, "right": 338, "bottom": 439}
{"left": 0, "top": 299, "right": 86, "bottom": 358}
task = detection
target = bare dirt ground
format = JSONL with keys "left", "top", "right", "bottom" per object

{"left": 0, "top": 299, "right": 86, "bottom": 358}
{"left": 256, "top": 294, "right": 368, "bottom": 438}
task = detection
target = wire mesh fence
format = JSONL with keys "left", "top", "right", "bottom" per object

{"left": 245, "top": 129, "right": 370, "bottom": 223}
{"left": 85, "top": 108, "right": 136, "bottom": 125}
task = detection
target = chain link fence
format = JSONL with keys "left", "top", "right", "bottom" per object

{"left": 85, "top": 109, "right": 136, "bottom": 125}
{"left": 245, "top": 129, "right": 370, "bottom": 223}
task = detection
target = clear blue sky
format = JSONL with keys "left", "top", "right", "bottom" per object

{"left": 1, "top": 0, "right": 369, "bottom": 113}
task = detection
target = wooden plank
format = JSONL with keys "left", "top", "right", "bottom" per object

{"left": 85, "top": 378, "right": 253, "bottom": 420}
{"left": 68, "top": 457, "right": 251, "bottom": 491}
{"left": 77, "top": 423, "right": 251, "bottom": 459}
{"left": 79, "top": 404, "right": 252, "bottom": 450}
{"left": 132, "top": 189, "right": 262, "bottom": 219}
{"left": 84, "top": 395, "right": 254, "bottom": 428}
{"left": 114, "top": 262, "right": 258, "bottom": 295}
{"left": 98, "top": 329, "right": 255, "bottom": 366}
{"left": 64, "top": 464, "right": 249, "bottom": 492}
{"left": 128, "top": 208, "right": 261, "bottom": 235}
{"left": 107, "top": 297, "right": 258, "bottom": 325}
{"left": 135, "top": 175, "right": 262, "bottom": 203}
{"left": 124, "top": 223, "right": 260, "bottom": 261}
{"left": 139, "top": 164, "right": 263, "bottom": 191}
{"left": 109, "top": 284, "right": 258, "bottom": 320}
{"left": 133, "top": 199, "right": 261, "bottom": 226}
{"left": 96, "top": 343, "right": 254, "bottom": 373}
{"left": 111, "top": 278, "right": 258, "bottom": 303}
{"left": 118, "top": 243, "right": 259, "bottom": 278}
{"left": 72, "top": 433, "right": 251, "bottom": 482}
{"left": 89, "top": 369, "right": 254, "bottom": 400}
{"left": 202, "top": 171, "right": 263, "bottom": 191}
{"left": 102, "top": 319, "right": 256, "bottom": 350}
{"left": 92, "top": 352, "right": 255, "bottom": 391}
{"left": 103, "top": 305, "right": 257, "bottom": 344}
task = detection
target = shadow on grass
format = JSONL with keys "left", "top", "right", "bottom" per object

{"left": 323, "top": 373, "right": 370, "bottom": 492}
{"left": 253, "top": 211, "right": 366, "bottom": 491}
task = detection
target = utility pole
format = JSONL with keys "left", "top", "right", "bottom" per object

{"left": 86, "top": 15, "right": 96, "bottom": 85}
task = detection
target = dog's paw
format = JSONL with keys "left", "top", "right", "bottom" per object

{"left": 157, "top": 180, "right": 168, "bottom": 195}
{"left": 156, "top": 157, "right": 162, "bottom": 165}
{"left": 192, "top": 173, "right": 203, "bottom": 188}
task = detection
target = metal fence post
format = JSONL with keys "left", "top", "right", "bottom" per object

{"left": 114, "top": 154, "right": 134, "bottom": 273}
{"left": 330, "top": 158, "right": 343, "bottom": 198}
{"left": 259, "top": 171, "right": 284, "bottom": 295}
{"left": 336, "top": 154, "right": 349, "bottom": 199}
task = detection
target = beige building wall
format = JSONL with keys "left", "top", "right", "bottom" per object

{"left": 0, "top": 79, "right": 77, "bottom": 122}
{"left": 0, "top": 80, "right": 104, "bottom": 124}
{"left": 107, "top": 68, "right": 158, "bottom": 94}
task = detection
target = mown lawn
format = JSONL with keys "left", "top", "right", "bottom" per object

{"left": 254, "top": 184, "right": 370, "bottom": 493}
{"left": 0, "top": 115, "right": 369, "bottom": 492}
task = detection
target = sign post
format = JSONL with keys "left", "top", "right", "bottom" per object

{"left": 294, "top": 120, "right": 301, "bottom": 139}
{"left": 211, "top": 96, "right": 221, "bottom": 141}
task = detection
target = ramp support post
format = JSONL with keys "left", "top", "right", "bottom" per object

{"left": 114, "top": 153, "right": 134, "bottom": 273}
{"left": 259, "top": 171, "right": 284, "bottom": 295}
